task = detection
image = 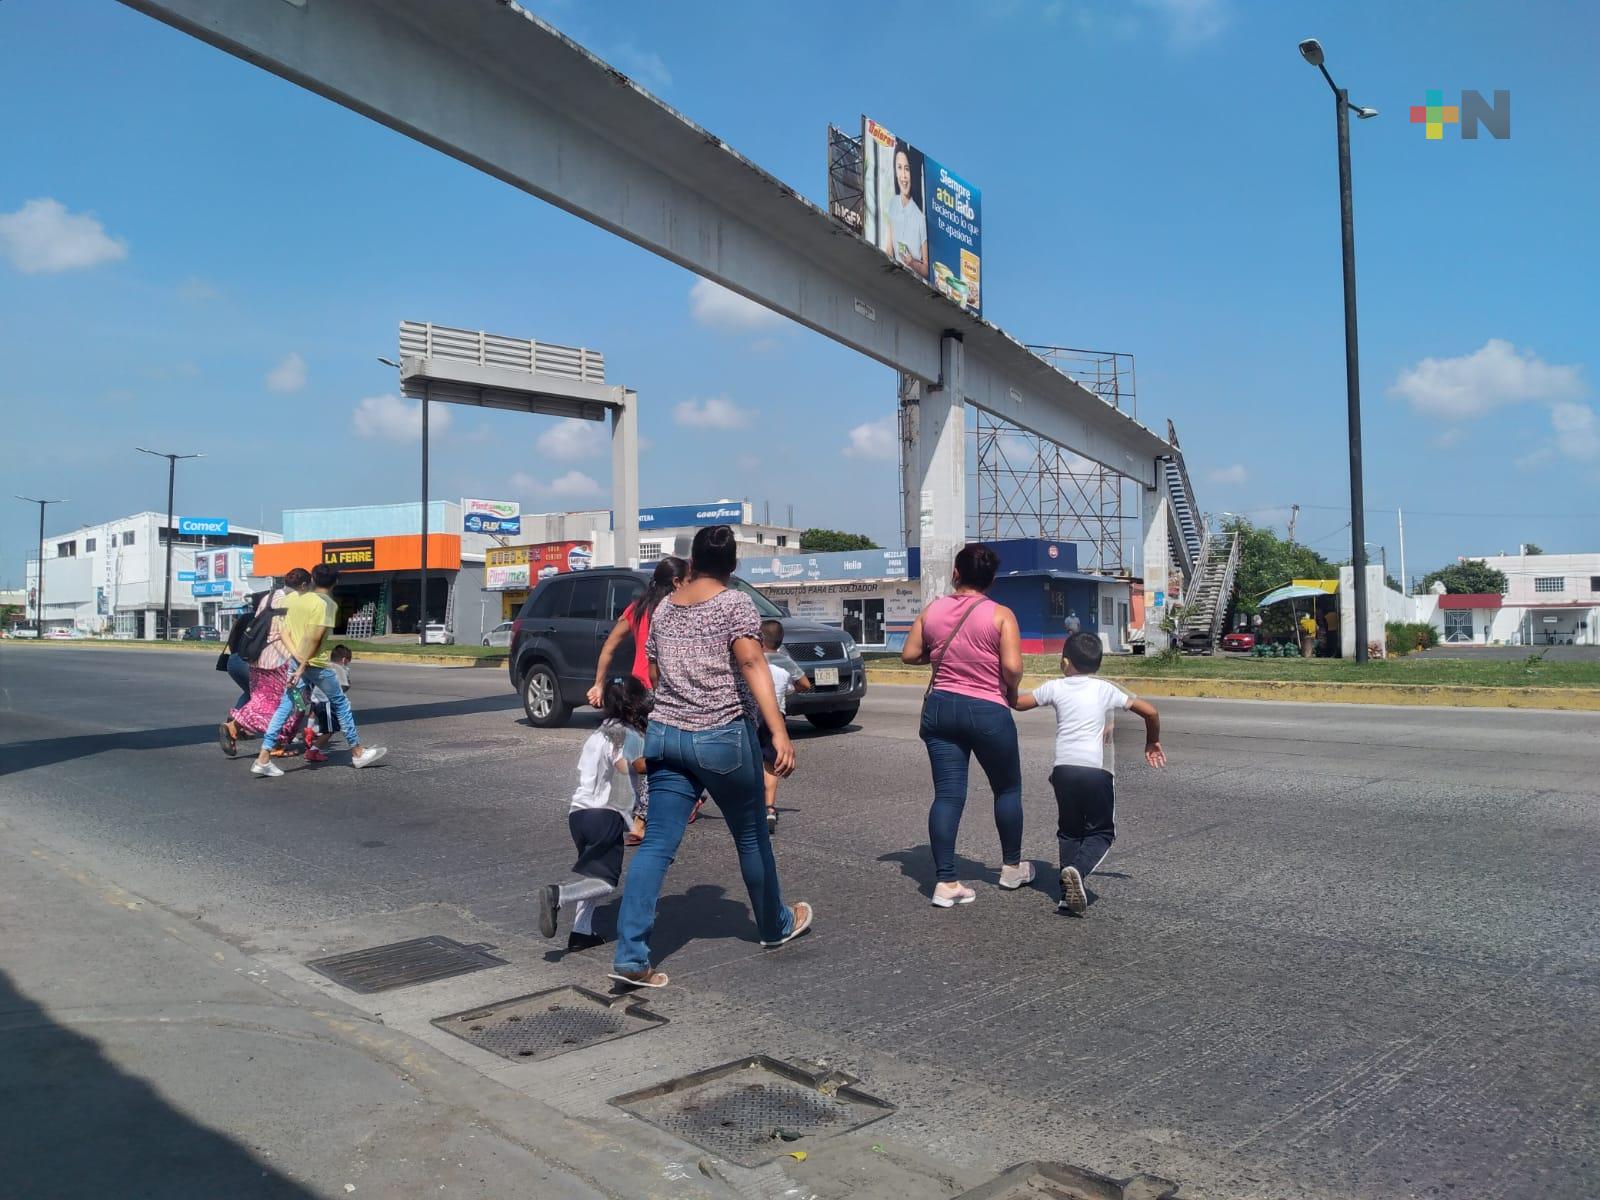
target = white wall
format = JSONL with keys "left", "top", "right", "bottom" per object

{"left": 1339, "top": 565, "right": 1406, "bottom": 658}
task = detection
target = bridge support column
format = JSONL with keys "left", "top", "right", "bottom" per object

{"left": 903, "top": 334, "right": 967, "bottom": 607}
{"left": 610, "top": 388, "right": 639, "bottom": 568}
{"left": 1141, "top": 485, "right": 1173, "bottom": 652}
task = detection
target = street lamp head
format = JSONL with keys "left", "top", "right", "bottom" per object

{"left": 1297, "top": 38, "right": 1324, "bottom": 67}
{"left": 377, "top": 357, "right": 401, "bottom": 369}
{"left": 1353, "top": 106, "right": 1379, "bottom": 119}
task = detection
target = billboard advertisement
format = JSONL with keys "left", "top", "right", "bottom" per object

{"left": 635, "top": 501, "right": 746, "bottom": 530}
{"left": 178, "top": 516, "right": 229, "bottom": 537}
{"left": 462, "top": 498, "right": 522, "bottom": 536}
{"left": 194, "top": 553, "right": 210, "bottom": 583}
{"left": 485, "top": 541, "right": 593, "bottom": 590}
{"left": 858, "top": 117, "right": 982, "bottom": 317}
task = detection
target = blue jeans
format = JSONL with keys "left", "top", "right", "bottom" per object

{"left": 613, "top": 718, "right": 792, "bottom": 974}
{"left": 920, "top": 689, "right": 1023, "bottom": 882}
{"left": 226, "top": 653, "right": 251, "bottom": 709}
{"left": 262, "top": 660, "right": 361, "bottom": 749}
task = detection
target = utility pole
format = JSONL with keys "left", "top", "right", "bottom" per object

{"left": 1397, "top": 508, "right": 1408, "bottom": 597}
{"left": 136, "top": 447, "right": 203, "bottom": 639}
{"left": 16, "top": 496, "right": 67, "bottom": 632}
{"left": 1286, "top": 504, "right": 1300, "bottom": 546}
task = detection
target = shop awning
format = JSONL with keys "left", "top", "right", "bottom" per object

{"left": 1259, "top": 580, "right": 1339, "bottom": 607}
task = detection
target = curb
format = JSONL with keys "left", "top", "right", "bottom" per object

{"left": 0, "top": 639, "right": 505, "bottom": 669}
{"left": 863, "top": 667, "right": 1600, "bottom": 712}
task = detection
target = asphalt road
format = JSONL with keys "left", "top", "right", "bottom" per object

{"left": 2, "top": 646, "right": 1596, "bottom": 1199}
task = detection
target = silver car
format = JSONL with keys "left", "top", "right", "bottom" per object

{"left": 482, "top": 620, "right": 514, "bottom": 648}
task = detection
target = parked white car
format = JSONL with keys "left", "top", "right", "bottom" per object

{"left": 482, "top": 621, "right": 514, "bottom": 648}
{"left": 422, "top": 623, "right": 454, "bottom": 645}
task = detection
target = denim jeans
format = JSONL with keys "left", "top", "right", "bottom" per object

{"left": 226, "top": 652, "right": 252, "bottom": 709}
{"left": 262, "top": 659, "right": 361, "bottom": 749}
{"left": 613, "top": 718, "right": 792, "bottom": 974}
{"left": 919, "top": 689, "right": 1023, "bottom": 882}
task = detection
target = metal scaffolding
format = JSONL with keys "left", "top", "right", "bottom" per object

{"left": 971, "top": 346, "right": 1137, "bottom": 574}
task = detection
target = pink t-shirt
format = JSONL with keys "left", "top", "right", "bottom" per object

{"left": 923, "top": 593, "right": 1006, "bottom": 706}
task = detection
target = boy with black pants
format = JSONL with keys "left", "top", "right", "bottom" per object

{"left": 1014, "top": 632, "right": 1166, "bottom": 913}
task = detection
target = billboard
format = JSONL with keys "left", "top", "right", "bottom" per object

{"left": 858, "top": 117, "right": 982, "bottom": 317}
{"left": 178, "top": 516, "right": 229, "bottom": 537}
{"left": 485, "top": 541, "right": 593, "bottom": 590}
{"left": 462, "top": 498, "right": 522, "bottom": 536}
{"left": 741, "top": 549, "right": 910, "bottom": 584}
{"left": 635, "top": 501, "right": 746, "bottom": 529}
{"left": 194, "top": 553, "right": 210, "bottom": 583}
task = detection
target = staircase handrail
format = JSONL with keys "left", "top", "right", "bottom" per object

{"left": 1208, "top": 531, "right": 1243, "bottom": 646}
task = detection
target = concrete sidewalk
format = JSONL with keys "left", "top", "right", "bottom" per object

{"left": 0, "top": 838, "right": 683, "bottom": 1200}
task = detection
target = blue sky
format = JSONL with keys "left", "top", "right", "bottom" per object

{"left": 2, "top": 0, "right": 1596, "bottom": 589}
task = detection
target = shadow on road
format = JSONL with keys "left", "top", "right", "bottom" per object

{"left": 650, "top": 883, "right": 759, "bottom": 964}
{"left": 877, "top": 845, "right": 1003, "bottom": 898}
{"left": 0, "top": 693, "right": 523, "bottom": 778}
{"left": 0, "top": 966, "right": 315, "bottom": 1198}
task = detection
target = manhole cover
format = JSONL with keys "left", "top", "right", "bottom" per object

{"left": 433, "top": 985, "right": 665, "bottom": 1062}
{"left": 951, "top": 1161, "right": 1181, "bottom": 1200}
{"left": 611, "top": 1055, "right": 894, "bottom": 1167}
{"left": 305, "top": 936, "right": 507, "bottom": 994}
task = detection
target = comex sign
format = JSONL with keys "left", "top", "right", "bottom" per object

{"left": 178, "top": 516, "right": 229, "bottom": 537}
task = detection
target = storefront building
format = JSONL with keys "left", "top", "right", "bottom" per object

{"left": 23, "top": 512, "right": 280, "bottom": 638}
{"left": 252, "top": 533, "right": 468, "bottom": 639}
{"left": 484, "top": 540, "right": 594, "bottom": 620}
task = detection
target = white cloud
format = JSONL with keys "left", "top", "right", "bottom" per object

{"left": 1133, "top": 0, "right": 1227, "bottom": 47}
{"left": 674, "top": 395, "right": 752, "bottom": 430}
{"left": 688, "top": 279, "right": 784, "bottom": 333}
{"left": 1205, "top": 464, "right": 1247, "bottom": 485}
{"left": 537, "top": 418, "right": 607, "bottom": 461}
{"left": 1431, "top": 428, "right": 1467, "bottom": 451}
{"left": 266, "top": 352, "right": 307, "bottom": 394}
{"left": 607, "top": 42, "right": 672, "bottom": 92}
{"left": 842, "top": 416, "right": 898, "bottom": 461}
{"left": 1551, "top": 402, "right": 1599, "bottom": 461}
{"left": 1390, "top": 339, "right": 1584, "bottom": 419}
{"left": 0, "top": 198, "right": 128, "bottom": 274}
{"left": 350, "top": 394, "right": 451, "bottom": 442}
{"left": 512, "top": 469, "right": 604, "bottom": 501}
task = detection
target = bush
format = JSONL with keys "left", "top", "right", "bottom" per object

{"left": 1386, "top": 621, "right": 1438, "bottom": 657}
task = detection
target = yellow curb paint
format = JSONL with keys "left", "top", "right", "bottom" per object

{"left": 863, "top": 668, "right": 1600, "bottom": 712}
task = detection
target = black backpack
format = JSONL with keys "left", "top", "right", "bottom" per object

{"left": 237, "top": 591, "right": 283, "bottom": 664}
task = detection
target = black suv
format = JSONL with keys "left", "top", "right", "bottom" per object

{"left": 508, "top": 568, "right": 866, "bottom": 729}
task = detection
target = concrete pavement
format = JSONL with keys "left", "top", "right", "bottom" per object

{"left": 2, "top": 646, "right": 1597, "bottom": 1199}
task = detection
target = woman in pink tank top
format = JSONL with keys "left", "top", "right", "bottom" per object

{"left": 901, "top": 543, "right": 1028, "bottom": 907}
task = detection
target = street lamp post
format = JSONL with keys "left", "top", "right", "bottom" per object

{"left": 1299, "top": 38, "right": 1378, "bottom": 664}
{"left": 136, "top": 447, "right": 203, "bottom": 639}
{"left": 379, "top": 356, "right": 428, "bottom": 645}
{"left": 16, "top": 496, "right": 66, "bottom": 633}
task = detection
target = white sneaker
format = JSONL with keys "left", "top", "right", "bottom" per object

{"left": 998, "top": 862, "right": 1036, "bottom": 890}
{"left": 251, "top": 760, "right": 284, "bottom": 779}
{"left": 351, "top": 746, "right": 387, "bottom": 769}
{"left": 1060, "top": 865, "right": 1087, "bottom": 914}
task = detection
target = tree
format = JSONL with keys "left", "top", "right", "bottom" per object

{"left": 1222, "top": 516, "right": 1337, "bottom": 640}
{"left": 1522, "top": 543, "right": 1544, "bottom": 556}
{"left": 1420, "top": 560, "right": 1508, "bottom": 595}
{"left": 800, "top": 528, "right": 878, "bottom": 552}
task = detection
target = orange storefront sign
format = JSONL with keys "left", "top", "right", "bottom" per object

{"left": 251, "top": 534, "right": 462, "bottom": 578}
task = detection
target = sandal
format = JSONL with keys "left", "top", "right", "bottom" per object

{"left": 761, "top": 901, "right": 813, "bottom": 947}
{"left": 218, "top": 721, "right": 238, "bottom": 758}
{"left": 623, "top": 831, "right": 644, "bottom": 847}
{"left": 608, "top": 969, "right": 669, "bottom": 989}
{"left": 688, "top": 796, "right": 706, "bottom": 824}
{"left": 931, "top": 882, "right": 977, "bottom": 908}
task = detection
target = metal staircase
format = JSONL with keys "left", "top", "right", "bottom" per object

{"left": 1176, "top": 528, "right": 1242, "bottom": 653}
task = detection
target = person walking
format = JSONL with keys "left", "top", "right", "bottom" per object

{"left": 609, "top": 526, "right": 812, "bottom": 990}
{"left": 251, "top": 563, "right": 386, "bottom": 778}
{"left": 219, "top": 569, "right": 308, "bottom": 757}
{"left": 1064, "top": 609, "right": 1081, "bottom": 639}
{"left": 588, "top": 556, "right": 687, "bottom": 704}
{"left": 901, "top": 543, "right": 1028, "bottom": 907}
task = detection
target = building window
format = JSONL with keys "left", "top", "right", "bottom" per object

{"left": 85, "top": 537, "right": 96, "bottom": 552}
{"left": 776, "top": 535, "right": 788, "bottom": 547}
{"left": 1590, "top": 576, "right": 1600, "bottom": 593}
{"left": 1534, "top": 576, "right": 1564, "bottom": 593}
{"left": 56, "top": 541, "right": 75, "bottom": 557}
{"left": 756, "top": 532, "right": 764, "bottom": 544}
{"left": 123, "top": 530, "right": 136, "bottom": 546}
{"left": 1101, "top": 596, "right": 1115, "bottom": 626}
{"left": 109, "top": 533, "right": 118, "bottom": 547}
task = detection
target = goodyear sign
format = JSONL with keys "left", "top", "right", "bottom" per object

{"left": 321, "top": 539, "right": 376, "bottom": 571}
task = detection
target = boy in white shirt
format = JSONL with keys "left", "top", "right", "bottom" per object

{"left": 1014, "top": 633, "right": 1166, "bottom": 914}
{"left": 759, "top": 619, "right": 811, "bottom": 833}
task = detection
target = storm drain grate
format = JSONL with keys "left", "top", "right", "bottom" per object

{"left": 951, "top": 1161, "right": 1182, "bottom": 1200}
{"left": 432, "top": 985, "right": 666, "bottom": 1062}
{"left": 610, "top": 1055, "right": 894, "bottom": 1168}
{"left": 305, "top": 936, "right": 507, "bottom": 994}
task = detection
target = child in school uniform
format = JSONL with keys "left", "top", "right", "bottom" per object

{"left": 759, "top": 619, "right": 811, "bottom": 833}
{"left": 1013, "top": 632, "right": 1166, "bottom": 914}
{"left": 537, "top": 675, "right": 650, "bottom": 951}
